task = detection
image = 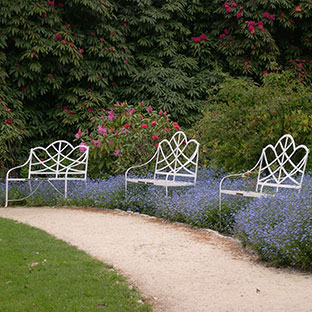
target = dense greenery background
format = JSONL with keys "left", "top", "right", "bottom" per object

{"left": 1, "top": 0, "right": 312, "bottom": 175}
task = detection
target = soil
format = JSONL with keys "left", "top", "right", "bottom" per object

{"left": 0, "top": 207, "right": 311, "bottom": 312}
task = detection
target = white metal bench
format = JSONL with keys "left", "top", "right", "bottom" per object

{"left": 219, "top": 134, "right": 310, "bottom": 211}
{"left": 125, "top": 131, "right": 200, "bottom": 195}
{"left": 5, "top": 140, "right": 89, "bottom": 207}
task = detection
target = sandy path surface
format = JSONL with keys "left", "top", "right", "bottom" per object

{"left": 0, "top": 207, "right": 311, "bottom": 312}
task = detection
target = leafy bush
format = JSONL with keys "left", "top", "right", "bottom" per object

{"left": 77, "top": 101, "right": 180, "bottom": 178}
{"left": 235, "top": 178, "right": 312, "bottom": 270}
{"left": 195, "top": 71, "right": 312, "bottom": 172}
{"left": 2, "top": 0, "right": 312, "bottom": 177}
{"left": 213, "top": 0, "right": 312, "bottom": 81}
{"left": 120, "top": 0, "right": 225, "bottom": 125}
{"left": 0, "top": 0, "right": 132, "bottom": 173}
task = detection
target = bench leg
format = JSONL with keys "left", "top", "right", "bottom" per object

{"left": 64, "top": 179, "right": 68, "bottom": 199}
{"left": 219, "top": 192, "right": 223, "bottom": 229}
{"left": 5, "top": 179, "right": 9, "bottom": 207}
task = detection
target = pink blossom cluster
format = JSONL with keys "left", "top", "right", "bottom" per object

{"left": 126, "top": 108, "right": 135, "bottom": 116}
{"left": 191, "top": 34, "right": 207, "bottom": 43}
{"left": 146, "top": 105, "right": 153, "bottom": 113}
{"left": 75, "top": 128, "right": 85, "bottom": 138}
{"left": 245, "top": 21, "right": 264, "bottom": 34}
{"left": 79, "top": 142, "right": 88, "bottom": 153}
{"left": 108, "top": 108, "right": 116, "bottom": 120}
{"left": 223, "top": 1, "right": 237, "bottom": 13}
{"left": 219, "top": 28, "right": 230, "bottom": 39}
{"left": 92, "top": 139, "right": 102, "bottom": 148}
{"left": 263, "top": 12, "right": 275, "bottom": 20}
{"left": 113, "top": 147, "right": 122, "bottom": 157}
{"left": 97, "top": 125, "right": 107, "bottom": 136}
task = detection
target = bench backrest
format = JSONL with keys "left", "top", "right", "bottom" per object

{"left": 256, "top": 134, "right": 309, "bottom": 192}
{"left": 29, "top": 140, "right": 89, "bottom": 179}
{"left": 154, "top": 131, "right": 200, "bottom": 183}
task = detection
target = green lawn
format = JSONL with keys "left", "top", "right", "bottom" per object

{"left": 0, "top": 218, "right": 151, "bottom": 312}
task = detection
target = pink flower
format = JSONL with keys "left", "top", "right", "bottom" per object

{"left": 92, "top": 139, "right": 102, "bottom": 148}
{"left": 127, "top": 108, "right": 135, "bottom": 115}
{"left": 78, "top": 48, "right": 84, "bottom": 54}
{"left": 48, "top": 1, "right": 54, "bottom": 7}
{"left": 140, "top": 116, "right": 143, "bottom": 120}
{"left": 236, "top": 12, "right": 242, "bottom": 18}
{"left": 172, "top": 122, "right": 180, "bottom": 130}
{"left": 200, "top": 34, "right": 207, "bottom": 41}
{"left": 87, "top": 108, "right": 93, "bottom": 113}
{"left": 55, "top": 33, "right": 62, "bottom": 40}
{"left": 258, "top": 21, "right": 264, "bottom": 30}
{"left": 231, "top": 1, "right": 237, "bottom": 7}
{"left": 113, "top": 147, "right": 122, "bottom": 157}
{"left": 151, "top": 121, "right": 156, "bottom": 126}
{"left": 123, "top": 124, "right": 131, "bottom": 128}
{"left": 219, "top": 34, "right": 226, "bottom": 39}
{"left": 224, "top": 29, "right": 229, "bottom": 35}
{"left": 42, "top": 13, "right": 47, "bottom": 18}
{"left": 192, "top": 37, "right": 201, "bottom": 43}
{"left": 141, "top": 101, "right": 145, "bottom": 106}
{"left": 263, "top": 12, "right": 275, "bottom": 20}
{"left": 97, "top": 125, "right": 107, "bottom": 135}
{"left": 5, "top": 119, "right": 13, "bottom": 124}
{"left": 152, "top": 135, "right": 159, "bottom": 140}
{"left": 164, "top": 128, "right": 170, "bottom": 132}
{"left": 262, "top": 70, "right": 269, "bottom": 75}
{"left": 146, "top": 105, "right": 153, "bottom": 113}
{"left": 141, "top": 124, "right": 148, "bottom": 128}
{"left": 108, "top": 108, "right": 116, "bottom": 120}
{"left": 75, "top": 128, "right": 85, "bottom": 138}
{"left": 79, "top": 142, "right": 88, "bottom": 153}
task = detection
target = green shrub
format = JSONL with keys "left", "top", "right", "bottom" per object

{"left": 195, "top": 71, "right": 312, "bottom": 172}
{"left": 0, "top": 0, "right": 133, "bottom": 172}
{"left": 213, "top": 0, "right": 312, "bottom": 82}
{"left": 77, "top": 101, "right": 179, "bottom": 178}
{"left": 120, "top": 0, "right": 225, "bottom": 126}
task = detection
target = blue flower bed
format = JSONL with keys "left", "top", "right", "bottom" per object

{"left": 1, "top": 169, "right": 311, "bottom": 269}
{"left": 235, "top": 176, "right": 312, "bottom": 270}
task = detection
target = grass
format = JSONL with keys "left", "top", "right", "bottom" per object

{"left": 0, "top": 217, "right": 151, "bottom": 312}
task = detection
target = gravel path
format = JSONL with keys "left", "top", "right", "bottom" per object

{"left": 0, "top": 207, "right": 311, "bottom": 312}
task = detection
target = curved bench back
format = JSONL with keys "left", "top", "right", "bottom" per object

{"left": 29, "top": 140, "right": 89, "bottom": 179}
{"left": 256, "top": 134, "right": 309, "bottom": 191}
{"left": 154, "top": 131, "right": 200, "bottom": 183}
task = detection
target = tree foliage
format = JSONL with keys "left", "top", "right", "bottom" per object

{"left": 1, "top": 0, "right": 312, "bottom": 175}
